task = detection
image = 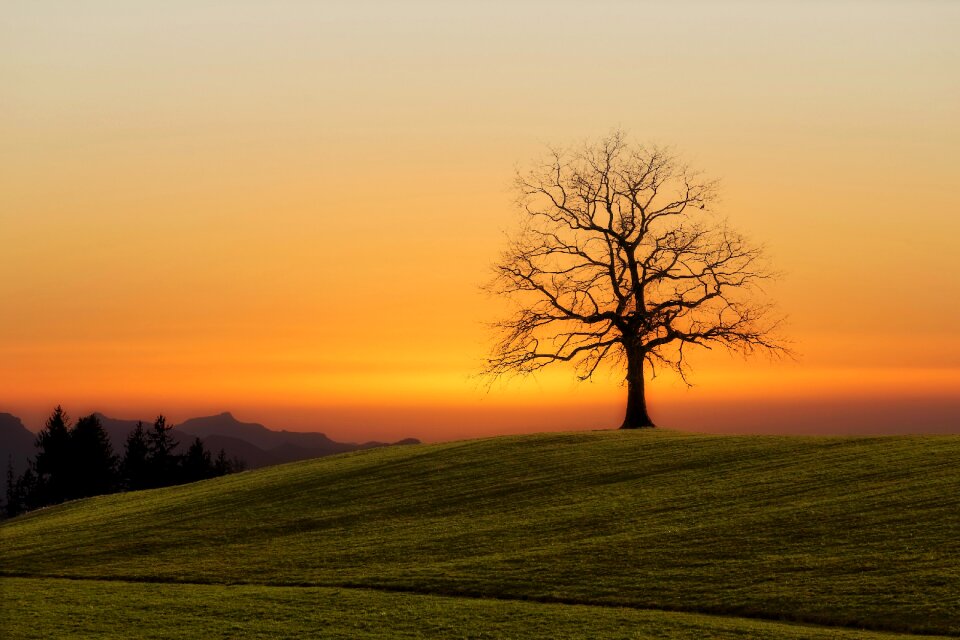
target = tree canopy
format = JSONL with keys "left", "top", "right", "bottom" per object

{"left": 485, "top": 132, "right": 788, "bottom": 428}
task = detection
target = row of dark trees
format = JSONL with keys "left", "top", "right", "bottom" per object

{"left": 3, "top": 407, "right": 242, "bottom": 518}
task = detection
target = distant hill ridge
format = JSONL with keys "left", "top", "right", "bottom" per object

{"left": 0, "top": 413, "right": 35, "bottom": 486}
{"left": 0, "top": 410, "right": 419, "bottom": 492}
{"left": 103, "top": 411, "right": 419, "bottom": 464}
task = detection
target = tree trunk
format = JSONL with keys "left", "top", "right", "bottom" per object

{"left": 621, "top": 343, "right": 655, "bottom": 429}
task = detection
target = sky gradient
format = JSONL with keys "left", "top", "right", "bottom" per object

{"left": 2, "top": 1, "right": 959, "bottom": 440}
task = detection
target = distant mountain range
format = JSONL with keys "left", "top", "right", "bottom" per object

{"left": 0, "top": 413, "right": 36, "bottom": 487}
{"left": 0, "top": 411, "right": 419, "bottom": 494}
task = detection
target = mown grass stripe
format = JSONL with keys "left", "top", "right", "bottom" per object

{"left": 1, "top": 575, "right": 955, "bottom": 640}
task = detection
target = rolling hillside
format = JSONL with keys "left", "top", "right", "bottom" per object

{"left": 2, "top": 430, "right": 959, "bottom": 638}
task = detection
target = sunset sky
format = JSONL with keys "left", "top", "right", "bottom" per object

{"left": 2, "top": 1, "right": 958, "bottom": 441}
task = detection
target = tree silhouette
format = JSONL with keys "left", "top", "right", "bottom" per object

{"left": 4, "top": 458, "right": 19, "bottom": 518}
{"left": 213, "top": 448, "right": 242, "bottom": 476}
{"left": 183, "top": 437, "right": 214, "bottom": 482}
{"left": 16, "top": 466, "right": 40, "bottom": 512}
{"left": 146, "top": 415, "right": 179, "bottom": 487}
{"left": 122, "top": 421, "right": 151, "bottom": 490}
{"left": 485, "top": 132, "right": 788, "bottom": 428}
{"left": 4, "top": 408, "right": 246, "bottom": 518}
{"left": 33, "top": 406, "right": 72, "bottom": 503}
{"left": 69, "top": 414, "right": 118, "bottom": 499}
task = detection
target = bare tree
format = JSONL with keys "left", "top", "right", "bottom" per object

{"left": 485, "top": 131, "right": 788, "bottom": 428}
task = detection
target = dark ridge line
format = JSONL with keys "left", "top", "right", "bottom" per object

{"left": 1, "top": 572, "right": 956, "bottom": 639}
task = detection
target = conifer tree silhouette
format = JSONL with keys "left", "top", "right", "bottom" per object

{"left": 3, "top": 457, "right": 20, "bottom": 518}
{"left": 33, "top": 406, "right": 72, "bottom": 503}
{"left": 70, "top": 414, "right": 118, "bottom": 498}
{"left": 122, "top": 421, "right": 151, "bottom": 490}
{"left": 146, "top": 415, "right": 180, "bottom": 487}
{"left": 183, "top": 437, "right": 214, "bottom": 482}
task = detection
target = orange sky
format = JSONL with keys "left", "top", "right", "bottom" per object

{"left": 2, "top": 2, "right": 959, "bottom": 440}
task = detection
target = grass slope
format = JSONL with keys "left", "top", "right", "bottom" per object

{"left": 2, "top": 430, "right": 959, "bottom": 637}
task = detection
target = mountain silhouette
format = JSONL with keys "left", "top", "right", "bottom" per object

{"left": 0, "top": 413, "right": 37, "bottom": 495}
{"left": 175, "top": 412, "right": 273, "bottom": 445}
{"left": 175, "top": 412, "right": 413, "bottom": 463}
{"left": 193, "top": 434, "right": 282, "bottom": 468}
{"left": 176, "top": 412, "right": 324, "bottom": 450}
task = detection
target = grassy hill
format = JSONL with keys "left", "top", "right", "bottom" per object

{"left": 2, "top": 430, "right": 959, "bottom": 638}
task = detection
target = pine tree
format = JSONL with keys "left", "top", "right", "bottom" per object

{"left": 33, "top": 406, "right": 72, "bottom": 504}
{"left": 122, "top": 421, "right": 151, "bottom": 490}
{"left": 212, "top": 449, "right": 244, "bottom": 476}
{"left": 146, "top": 415, "right": 180, "bottom": 487}
{"left": 213, "top": 449, "right": 231, "bottom": 476}
{"left": 70, "top": 414, "right": 118, "bottom": 499}
{"left": 4, "top": 457, "right": 20, "bottom": 518}
{"left": 17, "top": 465, "right": 39, "bottom": 512}
{"left": 183, "top": 437, "right": 213, "bottom": 482}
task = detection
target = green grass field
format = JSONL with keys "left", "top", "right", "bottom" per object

{"left": 2, "top": 430, "right": 959, "bottom": 638}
